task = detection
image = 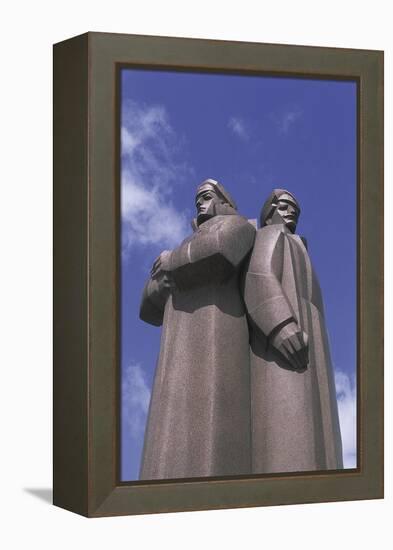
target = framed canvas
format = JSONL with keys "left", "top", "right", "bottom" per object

{"left": 53, "top": 32, "right": 383, "bottom": 517}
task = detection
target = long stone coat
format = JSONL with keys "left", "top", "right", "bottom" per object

{"left": 139, "top": 214, "right": 256, "bottom": 480}
{"left": 243, "top": 225, "right": 343, "bottom": 473}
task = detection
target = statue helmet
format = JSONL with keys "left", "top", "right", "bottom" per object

{"left": 260, "top": 188, "right": 300, "bottom": 227}
{"left": 196, "top": 178, "right": 237, "bottom": 210}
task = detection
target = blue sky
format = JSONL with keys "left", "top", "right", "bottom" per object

{"left": 120, "top": 68, "right": 357, "bottom": 481}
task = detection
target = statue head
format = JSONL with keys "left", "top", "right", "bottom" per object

{"left": 195, "top": 179, "right": 237, "bottom": 225}
{"left": 260, "top": 189, "right": 300, "bottom": 233}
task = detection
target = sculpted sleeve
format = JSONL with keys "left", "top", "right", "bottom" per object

{"left": 244, "top": 226, "right": 298, "bottom": 337}
{"left": 168, "top": 216, "right": 256, "bottom": 289}
{"left": 139, "top": 276, "right": 169, "bottom": 326}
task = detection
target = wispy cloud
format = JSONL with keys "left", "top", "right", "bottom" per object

{"left": 121, "top": 101, "right": 192, "bottom": 256}
{"left": 335, "top": 370, "right": 357, "bottom": 468}
{"left": 228, "top": 116, "right": 250, "bottom": 141}
{"left": 272, "top": 108, "right": 302, "bottom": 135}
{"left": 122, "top": 363, "right": 151, "bottom": 438}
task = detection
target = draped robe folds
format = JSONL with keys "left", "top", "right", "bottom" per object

{"left": 139, "top": 214, "right": 256, "bottom": 480}
{"left": 243, "top": 225, "right": 343, "bottom": 473}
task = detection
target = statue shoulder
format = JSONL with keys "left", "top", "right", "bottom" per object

{"left": 255, "top": 225, "right": 283, "bottom": 246}
{"left": 213, "top": 214, "right": 256, "bottom": 235}
{"left": 288, "top": 233, "right": 309, "bottom": 252}
{"left": 212, "top": 215, "right": 256, "bottom": 266}
{"left": 217, "top": 213, "right": 252, "bottom": 224}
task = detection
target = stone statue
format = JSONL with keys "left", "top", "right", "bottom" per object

{"left": 243, "top": 189, "right": 343, "bottom": 473}
{"left": 139, "top": 179, "right": 256, "bottom": 479}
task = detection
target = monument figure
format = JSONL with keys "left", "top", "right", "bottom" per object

{"left": 139, "top": 179, "right": 256, "bottom": 479}
{"left": 243, "top": 189, "right": 343, "bottom": 473}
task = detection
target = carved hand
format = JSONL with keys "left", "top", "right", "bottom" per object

{"left": 157, "top": 272, "right": 176, "bottom": 293}
{"left": 151, "top": 250, "right": 172, "bottom": 279}
{"left": 271, "top": 322, "right": 309, "bottom": 370}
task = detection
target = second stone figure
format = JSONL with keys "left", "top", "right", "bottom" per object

{"left": 243, "top": 189, "right": 343, "bottom": 473}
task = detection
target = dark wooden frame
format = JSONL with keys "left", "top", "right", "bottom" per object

{"left": 53, "top": 32, "right": 383, "bottom": 517}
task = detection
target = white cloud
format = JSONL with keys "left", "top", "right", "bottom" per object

{"left": 122, "top": 171, "right": 189, "bottom": 250}
{"left": 228, "top": 116, "right": 249, "bottom": 140}
{"left": 273, "top": 108, "right": 302, "bottom": 135}
{"left": 122, "top": 363, "right": 151, "bottom": 438}
{"left": 335, "top": 370, "right": 357, "bottom": 468}
{"left": 121, "top": 101, "right": 192, "bottom": 255}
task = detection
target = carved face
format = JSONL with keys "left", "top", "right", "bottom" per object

{"left": 268, "top": 194, "right": 300, "bottom": 233}
{"left": 195, "top": 187, "right": 220, "bottom": 223}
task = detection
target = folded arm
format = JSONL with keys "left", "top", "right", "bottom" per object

{"left": 139, "top": 273, "right": 172, "bottom": 326}
{"left": 153, "top": 216, "right": 256, "bottom": 290}
{"left": 244, "top": 226, "right": 308, "bottom": 369}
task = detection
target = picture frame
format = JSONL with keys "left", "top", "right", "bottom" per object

{"left": 53, "top": 31, "right": 383, "bottom": 517}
